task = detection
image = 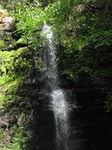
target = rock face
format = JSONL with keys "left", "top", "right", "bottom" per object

{"left": 0, "top": 5, "right": 112, "bottom": 150}
{"left": 21, "top": 78, "right": 112, "bottom": 150}
{"left": 21, "top": 67, "right": 112, "bottom": 150}
{"left": 0, "top": 9, "right": 14, "bottom": 33}
{"left": 68, "top": 89, "right": 112, "bottom": 150}
{"left": 0, "top": 9, "right": 15, "bottom": 51}
{"left": 0, "top": 16, "right": 14, "bottom": 31}
{"left": 18, "top": 68, "right": 56, "bottom": 150}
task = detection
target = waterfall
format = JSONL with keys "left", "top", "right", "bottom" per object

{"left": 41, "top": 22, "right": 69, "bottom": 150}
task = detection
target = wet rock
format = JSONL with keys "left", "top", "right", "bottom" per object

{"left": 69, "top": 88, "right": 112, "bottom": 150}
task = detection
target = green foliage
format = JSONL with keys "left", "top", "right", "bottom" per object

{"left": 0, "top": 1, "right": 112, "bottom": 149}
{"left": 0, "top": 40, "right": 5, "bottom": 50}
{"left": 0, "top": 46, "right": 32, "bottom": 107}
{"left": 8, "top": 125, "right": 26, "bottom": 150}
{"left": 11, "top": 0, "right": 44, "bottom": 49}
{"left": 0, "top": 46, "right": 32, "bottom": 149}
{"left": 44, "top": 0, "right": 112, "bottom": 111}
{"left": 0, "top": 124, "right": 26, "bottom": 150}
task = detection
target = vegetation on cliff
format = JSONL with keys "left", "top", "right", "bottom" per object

{"left": 48, "top": 0, "right": 112, "bottom": 112}
{"left": 0, "top": 0, "right": 112, "bottom": 149}
{"left": 0, "top": 5, "right": 33, "bottom": 149}
{"left": 10, "top": 0, "right": 112, "bottom": 111}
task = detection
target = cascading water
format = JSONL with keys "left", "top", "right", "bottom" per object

{"left": 41, "top": 22, "right": 69, "bottom": 150}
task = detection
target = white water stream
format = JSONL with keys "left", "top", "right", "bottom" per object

{"left": 41, "top": 22, "right": 69, "bottom": 150}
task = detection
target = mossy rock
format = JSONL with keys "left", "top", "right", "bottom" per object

{"left": 0, "top": 46, "right": 32, "bottom": 109}
{"left": 0, "top": 9, "right": 8, "bottom": 23}
{"left": 0, "top": 40, "right": 5, "bottom": 50}
{"left": 16, "top": 38, "right": 27, "bottom": 45}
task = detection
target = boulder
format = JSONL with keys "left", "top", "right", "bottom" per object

{"left": 0, "top": 9, "right": 15, "bottom": 33}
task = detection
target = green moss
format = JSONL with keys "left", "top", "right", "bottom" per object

{"left": 0, "top": 46, "right": 32, "bottom": 109}
{"left": 0, "top": 50, "right": 15, "bottom": 61}
{"left": 0, "top": 9, "right": 8, "bottom": 16}
{"left": 16, "top": 47, "right": 29, "bottom": 56}
{"left": 0, "top": 50, "right": 15, "bottom": 76}
{"left": 0, "top": 128, "right": 11, "bottom": 149}
{"left": 0, "top": 40, "right": 5, "bottom": 50}
{"left": 16, "top": 38, "right": 27, "bottom": 45}
{"left": 0, "top": 45, "right": 32, "bottom": 149}
{"left": 0, "top": 123, "right": 25, "bottom": 150}
{"left": 0, "top": 5, "right": 33, "bottom": 148}
{"left": 0, "top": 77, "right": 22, "bottom": 109}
